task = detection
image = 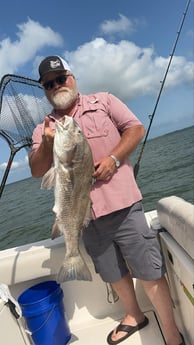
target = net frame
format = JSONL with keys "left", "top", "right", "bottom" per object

{"left": 0, "top": 74, "right": 52, "bottom": 197}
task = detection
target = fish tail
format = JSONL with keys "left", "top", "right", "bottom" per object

{"left": 57, "top": 254, "right": 92, "bottom": 283}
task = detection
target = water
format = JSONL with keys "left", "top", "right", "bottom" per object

{"left": 0, "top": 126, "right": 193, "bottom": 251}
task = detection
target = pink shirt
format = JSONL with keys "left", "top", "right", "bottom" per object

{"left": 30, "top": 92, "right": 143, "bottom": 218}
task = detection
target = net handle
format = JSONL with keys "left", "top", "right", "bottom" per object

{"left": 0, "top": 130, "right": 31, "bottom": 198}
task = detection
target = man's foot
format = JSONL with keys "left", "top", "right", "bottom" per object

{"left": 107, "top": 316, "right": 149, "bottom": 345}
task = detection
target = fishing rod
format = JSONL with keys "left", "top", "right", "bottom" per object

{"left": 134, "top": 0, "right": 192, "bottom": 178}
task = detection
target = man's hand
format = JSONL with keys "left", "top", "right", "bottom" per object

{"left": 29, "top": 116, "right": 55, "bottom": 178}
{"left": 93, "top": 157, "right": 117, "bottom": 181}
{"left": 42, "top": 116, "right": 55, "bottom": 146}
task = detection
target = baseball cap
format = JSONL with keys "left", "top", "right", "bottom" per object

{"left": 38, "top": 55, "right": 71, "bottom": 82}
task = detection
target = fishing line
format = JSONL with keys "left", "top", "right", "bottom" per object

{"left": 134, "top": 0, "right": 192, "bottom": 178}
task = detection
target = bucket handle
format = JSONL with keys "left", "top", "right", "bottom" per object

{"left": 24, "top": 305, "right": 56, "bottom": 336}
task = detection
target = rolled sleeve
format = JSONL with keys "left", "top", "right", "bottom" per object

{"left": 107, "top": 93, "right": 143, "bottom": 132}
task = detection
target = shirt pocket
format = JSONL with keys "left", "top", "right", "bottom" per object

{"left": 81, "top": 108, "right": 116, "bottom": 139}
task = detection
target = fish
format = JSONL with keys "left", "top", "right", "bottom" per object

{"left": 41, "top": 115, "right": 94, "bottom": 282}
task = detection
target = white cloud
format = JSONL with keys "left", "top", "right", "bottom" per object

{"left": 0, "top": 18, "right": 63, "bottom": 77}
{"left": 0, "top": 155, "right": 29, "bottom": 171}
{"left": 0, "top": 18, "right": 192, "bottom": 105}
{"left": 100, "top": 14, "right": 139, "bottom": 35}
{"left": 65, "top": 38, "right": 194, "bottom": 102}
{"left": 0, "top": 18, "right": 192, "bottom": 135}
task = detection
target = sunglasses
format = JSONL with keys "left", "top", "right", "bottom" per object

{"left": 42, "top": 74, "right": 71, "bottom": 90}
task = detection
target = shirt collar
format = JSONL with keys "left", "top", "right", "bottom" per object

{"left": 48, "top": 93, "right": 100, "bottom": 120}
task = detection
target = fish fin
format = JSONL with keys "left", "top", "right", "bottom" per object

{"left": 57, "top": 254, "right": 92, "bottom": 282}
{"left": 51, "top": 221, "right": 62, "bottom": 239}
{"left": 92, "top": 176, "right": 96, "bottom": 185}
{"left": 83, "top": 202, "right": 92, "bottom": 227}
{"left": 41, "top": 167, "right": 56, "bottom": 190}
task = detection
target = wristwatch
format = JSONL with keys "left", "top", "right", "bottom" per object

{"left": 109, "top": 154, "right": 120, "bottom": 168}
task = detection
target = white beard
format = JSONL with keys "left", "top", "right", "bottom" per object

{"left": 50, "top": 87, "right": 78, "bottom": 110}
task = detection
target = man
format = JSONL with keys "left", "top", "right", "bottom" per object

{"left": 29, "top": 55, "right": 184, "bottom": 345}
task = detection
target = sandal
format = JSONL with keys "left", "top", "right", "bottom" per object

{"left": 107, "top": 316, "right": 149, "bottom": 345}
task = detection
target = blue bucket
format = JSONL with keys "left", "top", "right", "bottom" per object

{"left": 18, "top": 281, "right": 71, "bottom": 345}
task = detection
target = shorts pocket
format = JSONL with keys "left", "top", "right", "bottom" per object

{"left": 143, "top": 229, "right": 164, "bottom": 269}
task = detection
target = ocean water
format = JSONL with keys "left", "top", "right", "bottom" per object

{"left": 0, "top": 126, "right": 193, "bottom": 251}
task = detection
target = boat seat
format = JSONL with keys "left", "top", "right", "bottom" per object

{"left": 157, "top": 196, "right": 194, "bottom": 259}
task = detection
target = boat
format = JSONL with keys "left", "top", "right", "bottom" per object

{"left": 0, "top": 194, "right": 193, "bottom": 345}
{"left": 0, "top": 2, "right": 193, "bottom": 342}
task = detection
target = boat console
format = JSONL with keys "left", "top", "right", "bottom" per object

{"left": 157, "top": 196, "right": 194, "bottom": 345}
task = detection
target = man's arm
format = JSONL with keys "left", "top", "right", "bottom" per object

{"left": 93, "top": 125, "right": 145, "bottom": 181}
{"left": 110, "top": 125, "right": 145, "bottom": 162}
{"left": 29, "top": 117, "right": 54, "bottom": 178}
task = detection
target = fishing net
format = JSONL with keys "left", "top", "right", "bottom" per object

{"left": 0, "top": 74, "right": 52, "bottom": 196}
{"left": 0, "top": 74, "right": 51, "bottom": 148}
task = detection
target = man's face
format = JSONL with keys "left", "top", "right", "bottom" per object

{"left": 41, "top": 71, "right": 78, "bottom": 110}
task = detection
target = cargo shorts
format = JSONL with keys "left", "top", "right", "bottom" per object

{"left": 82, "top": 201, "right": 166, "bottom": 283}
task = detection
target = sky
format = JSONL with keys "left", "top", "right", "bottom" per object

{"left": 0, "top": 0, "right": 193, "bottom": 184}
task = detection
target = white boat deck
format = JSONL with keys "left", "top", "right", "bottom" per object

{"left": 0, "top": 201, "right": 193, "bottom": 345}
{"left": 69, "top": 311, "right": 165, "bottom": 345}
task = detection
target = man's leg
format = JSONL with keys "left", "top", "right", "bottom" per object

{"left": 110, "top": 272, "right": 146, "bottom": 343}
{"left": 110, "top": 274, "right": 183, "bottom": 345}
{"left": 141, "top": 276, "right": 182, "bottom": 345}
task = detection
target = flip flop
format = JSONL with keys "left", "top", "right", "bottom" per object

{"left": 107, "top": 316, "right": 149, "bottom": 345}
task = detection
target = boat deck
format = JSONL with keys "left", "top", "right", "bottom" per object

{"left": 69, "top": 310, "right": 165, "bottom": 345}
{"left": 0, "top": 203, "right": 193, "bottom": 345}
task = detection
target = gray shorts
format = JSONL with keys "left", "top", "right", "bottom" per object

{"left": 82, "top": 201, "right": 166, "bottom": 283}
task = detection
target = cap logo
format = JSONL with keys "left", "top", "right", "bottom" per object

{"left": 50, "top": 59, "right": 61, "bottom": 69}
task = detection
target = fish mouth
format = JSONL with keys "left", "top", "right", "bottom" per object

{"left": 55, "top": 115, "right": 71, "bottom": 129}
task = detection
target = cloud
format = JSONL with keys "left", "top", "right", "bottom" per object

{"left": 65, "top": 38, "right": 194, "bottom": 102}
{"left": 0, "top": 18, "right": 192, "bottom": 105}
{"left": 0, "top": 18, "right": 63, "bottom": 77}
{"left": 0, "top": 153, "right": 31, "bottom": 184}
{"left": 0, "top": 155, "right": 29, "bottom": 171}
{"left": 0, "top": 18, "right": 192, "bottom": 129}
{"left": 100, "top": 14, "right": 140, "bottom": 36}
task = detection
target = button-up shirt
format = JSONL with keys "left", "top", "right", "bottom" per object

{"left": 30, "top": 92, "right": 143, "bottom": 218}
